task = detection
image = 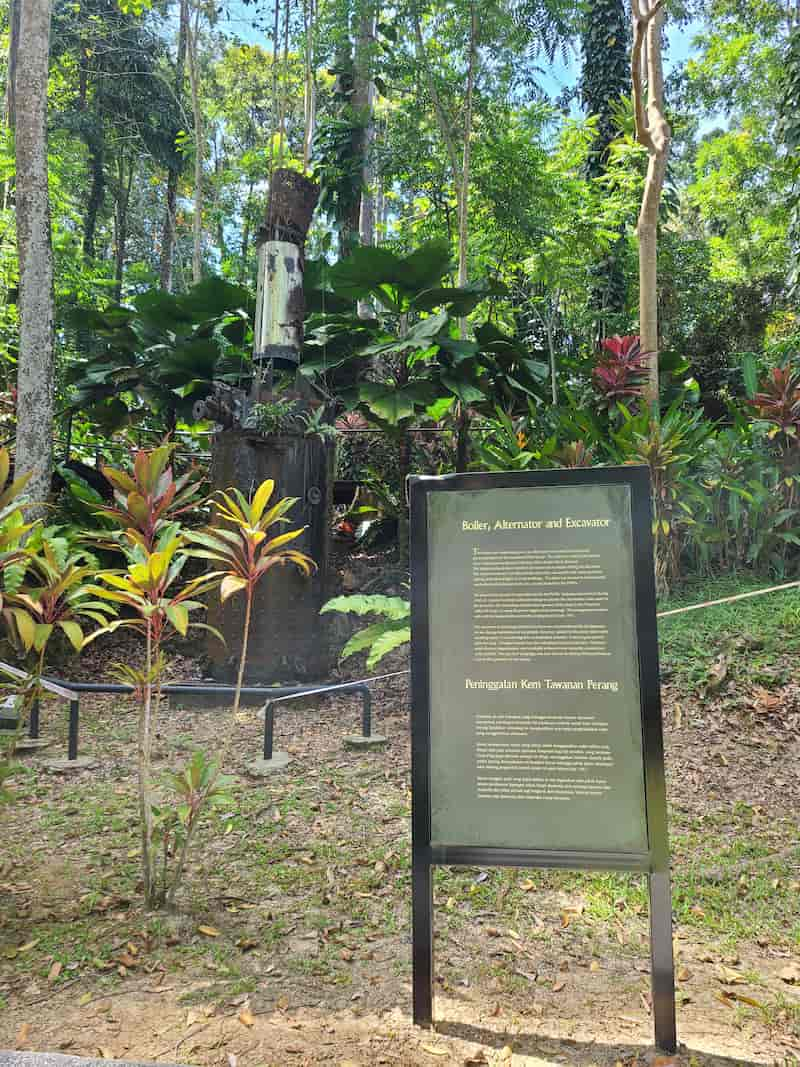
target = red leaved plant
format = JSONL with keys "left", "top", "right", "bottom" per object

{"left": 97, "top": 442, "right": 205, "bottom": 551}
{"left": 592, "top": 334, "right": 650, "bottom": 412}
{"left": 750, "top": 366, "right": 800, "bottom": 444}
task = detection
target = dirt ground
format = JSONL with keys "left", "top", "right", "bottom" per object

{"left": 0, "top": 627, "right": 799, "bottom": 1066}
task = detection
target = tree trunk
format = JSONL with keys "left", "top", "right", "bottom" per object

{"left": 14, "top": 0, "right": 54, "bottom": 513}
{"left": 1, "top": 0, "right": 20, "bottom": 211}
{"left": 83, "top": 129, "right": 104, "bottom": 261}
{"left": 302, "top": 0, "right": 316, "bottom": 170}
{"left": 397, "top": 430, "right": 410, "bottom": 564}
{"left": 456, "top": 0, "right": 477, "bottom": 334}
{"left": 4, "top": 0, "right": 20, "bottom": 130}
{"left": 113, "top": 153, "right": 134, "bottom": 301}
{"left": 546, "top": 308, "right": 558, "bottom": 406}
{"left": 187, "top": 2, "right": 203, "bottom": 285}
{"left": 159, "top": 0, "right": 188, "bottom": 292}
{"left": 355, "top": 2, "right": 377, "bottom": 250}
{"left": 239, "top": 180, "right": 255, "bottom": 283}
{"left": 631, "top": 0, "right": 670, "bottom": 409}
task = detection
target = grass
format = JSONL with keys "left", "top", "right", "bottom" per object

{"left": 2, "top": 580, "right": 799, "bottom": 1059}
{"left": 658, "top": 573, "right": 800, "bottom": 687}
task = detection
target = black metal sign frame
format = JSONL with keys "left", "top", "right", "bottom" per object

{"left": 409, "top": 466, "right": 676, "bottom": 1053}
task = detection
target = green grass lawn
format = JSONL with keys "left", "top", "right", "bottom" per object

{"left": 658, "top": 573, "right": 800, "bottom": 688}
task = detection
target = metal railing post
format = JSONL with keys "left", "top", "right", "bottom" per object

{"left": 263, "top": 702, "right": 275, "bottom": 760}
{"left": 29, "top": 699, "right": 39, "bottom": 739}
{"left": 359, "top": 685, "right": 372, "bottom": 737}
{"left": 68, "top": 699, "right": 79, "bottom": 760}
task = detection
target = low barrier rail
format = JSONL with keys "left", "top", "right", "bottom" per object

{"left": 0, "top": 666, "right": 378, "bottom": 764}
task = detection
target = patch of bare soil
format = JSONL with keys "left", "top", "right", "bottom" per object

{"left": 0, "top": 642, "right": 798, "bottom": 1066}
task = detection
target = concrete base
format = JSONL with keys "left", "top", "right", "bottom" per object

{"left": 246, "top": 752, "right": 292, "bottom": 776}
{"left": 13, "top": 738, "right": 53, "bottom": 752}
{"left": 41, "top": 756, "right": 96, "bottom": 773}
{"left": 342, "top": 734, "right": 387, "bottom": 751}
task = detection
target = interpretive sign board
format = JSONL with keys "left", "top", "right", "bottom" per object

{"left": 409, "top": 466, "right": 676, "bottom": 1053}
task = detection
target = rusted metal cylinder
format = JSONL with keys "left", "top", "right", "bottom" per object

{"left": 205, "top": 429, "right": 335, "bottom": 683}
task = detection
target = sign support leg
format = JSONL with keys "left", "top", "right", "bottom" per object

{"left": 649, "top": 869, "right": 677, "bottom": 1053}
{"left": 412, "top": 855, "right": 434, "bottom": 1027}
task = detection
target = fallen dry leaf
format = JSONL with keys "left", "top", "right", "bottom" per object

{"left": 552, "top": 979, "right": 566, "bottom": 992}
{"left": 198, "top": 925, "right": 220, "bottom": 938}
{"left": 750, "top": 685, "right": 782, "bottom": 712}
{"left": 16, "top": 1023, "right": 30, "bottom": 1048}
{"left": 421, "top": 1045, "right": 449, "bottom": 1057}
{"left": 780, "top": 963, "right": 800, "bottom": 984}
{"left": 238, "top": 1008, "right": 255, "bottom": 1027}
{"left": 48, "top": 960, "right": 62, "bottom": 982}
{"left": 717, "top": 965, "right": 747, "bottom": 985}
{"left": 463, "top": 1052, "right": 488, "bottom": 1066}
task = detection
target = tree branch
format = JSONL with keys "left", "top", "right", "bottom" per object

{"left": 412, "top": 2, "right": 461, "bottom": 188}
{"left": 630, "top": 0, "right": 664, "bottom": 152}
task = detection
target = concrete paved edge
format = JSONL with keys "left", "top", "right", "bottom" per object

{"left": 0, "top": 1053, "right": 195, "bottom": 1067}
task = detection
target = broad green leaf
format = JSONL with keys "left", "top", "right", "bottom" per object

{"left": 321, "top": 594, "right": 410, "bottom": 620}
{"left": 366, "top": 625, "right": 411, "bottom": 668}
{"left": 220, "top": 574, "right": 248, "bottom": 602}
{"left": 250, "top": 479, "right": 275, "bottom": 524}
{"left": 59, "top": 621, "right": 84, "bottom": 652}
{"left": 164, "top": 603, "right": 189, "bottom": 636}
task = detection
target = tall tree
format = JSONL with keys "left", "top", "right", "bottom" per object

{"left": 187, "top": 0, "right": 204, "bottom": 284}
{"left": 581, "top": 0, "right": 629, "bottom": 325}
{"left": 14, "top": 0, "right": 55, "bottom": 509}
{"left": 159, "top": 0, "right": 189, "bottom": 292}
{"left": 631, "top": 0, "right": 670, "bottom": 405}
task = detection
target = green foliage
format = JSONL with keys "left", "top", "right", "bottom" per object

{"left": 187, "top": 479, "right": 315, "bottom": 717}
{"left": 79, "top": 445, "right": 224, "bottom": 908}
{"left": 66, "top": 279, "right": 253, "bottom": 431}
{"left": 2, "top": 544, "right": 115, "bottom": 655}
{"left": 304, "top": 241, "right": 506, "bottom": 430}
{"left": 96, "top": 442, "right": 206, "bottom": 552}
{"left": 321, "top": 594, "right": 410, "bottom": 669}
{"left": 247, "top": 398, "right": 300, "bottom": 435}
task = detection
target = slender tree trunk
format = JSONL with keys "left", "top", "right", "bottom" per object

{"left": 397, "top": 429, "right": 410, "bottom": 563}
{"left": 355, "top": 2, "right": 377, "bottom": 248}
{"left": 546, "top": 308, "right": 558, "bottom": 406}
{"left": 187, "top": 2, "right": 203, "bottom": 285}
{"left": 159, "top": 0, "right": 188, "bottom": 292}
{"left": 140, "top": 625, "right": 155, "bottom": 907}
{"left": 14, "top": 0, "right": 54, "bottom": 513}
{"left": 239, "top": 180, "right": 255, "bottom": 283}
{"left": 83, "top": 131, "right": 104, "bottom": 261}
{"left": 631, "top": 0, "right": 670, "bottom": 408}
{"left": 1, "top": 0, "right": 20, "bottom": 210}
{"left": 375, "top": 167, "right": 386, "bottom": 244}
{"left": 302, "top": 0, "right": 316, "bottom": 170}
{"left": 4, "top": 0, "right": 20, "bottom": 129}
{"left": 454, "top": 3, "right": 478, "bottom": 472}
{"left": 113, "top": 154, "right": 134, "bottom": 301}
{"left": 456, "top": 0, "right": 477, "bottom": 334}
{"left": 232, "top": 589, "right": 252, "bottom": 719}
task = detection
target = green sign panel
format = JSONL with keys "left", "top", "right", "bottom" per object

{"left": 426, "top": 482, "right": 648, "bottom": 853}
